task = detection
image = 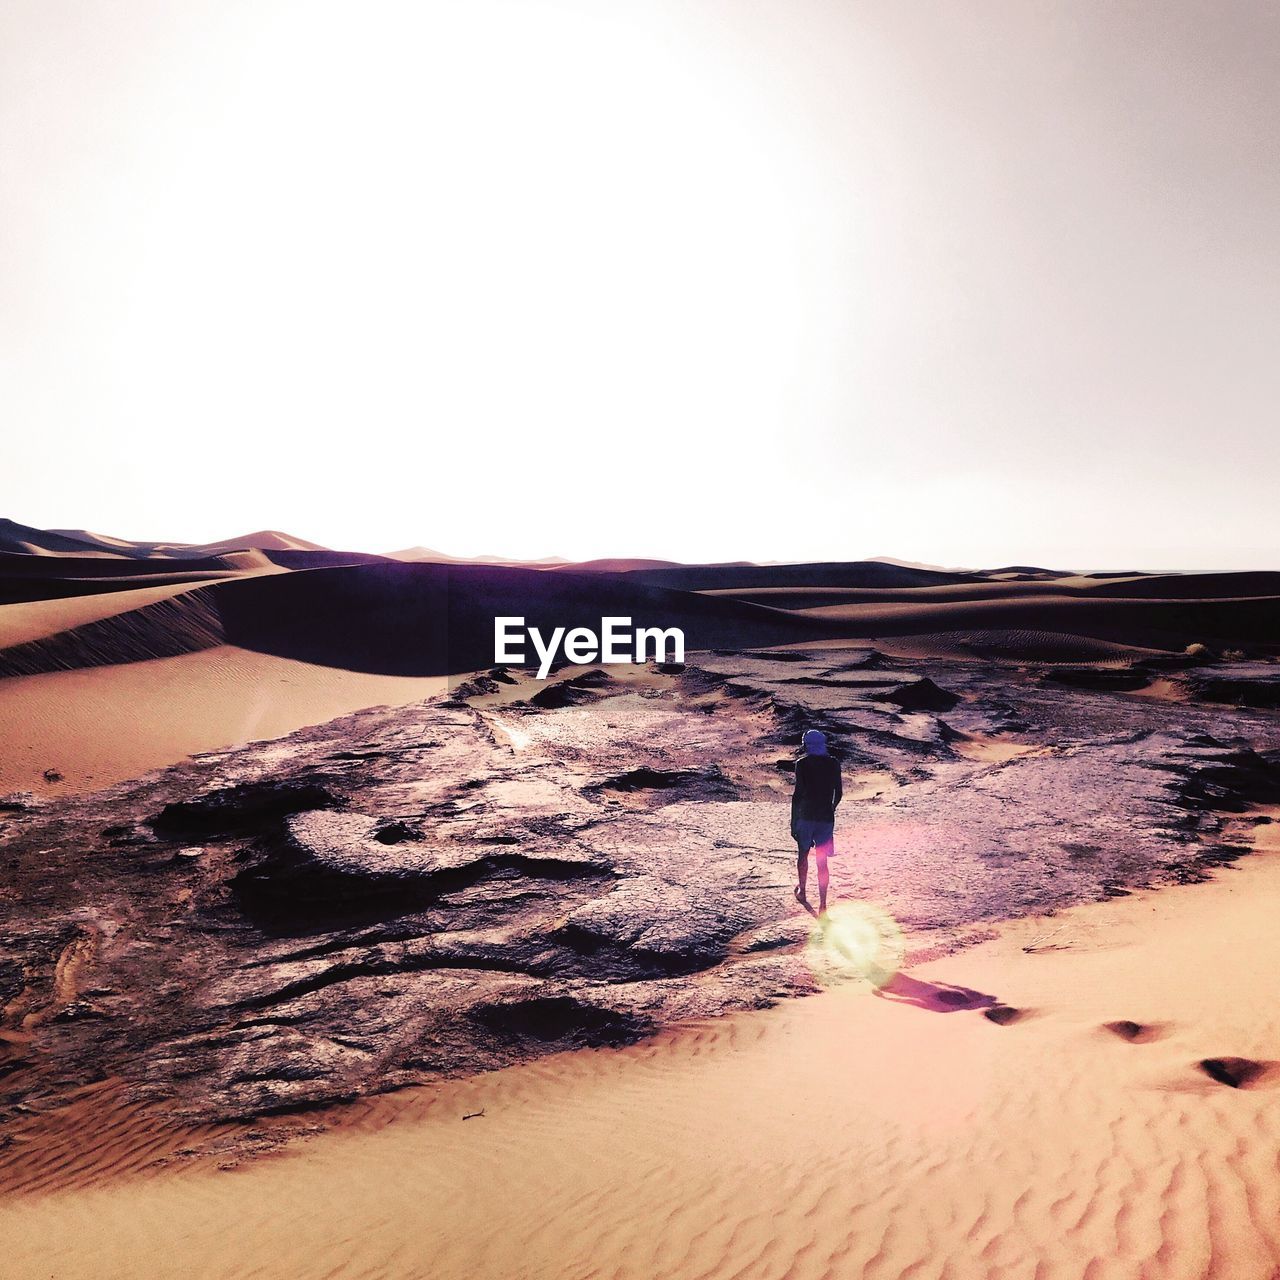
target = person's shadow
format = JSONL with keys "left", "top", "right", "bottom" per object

{"left": 870, "top": 972, "right": 999, "bottom": 1013}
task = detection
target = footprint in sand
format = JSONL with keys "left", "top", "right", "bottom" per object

{"left": 1101, "top": 1019, "right": 1166, "bottom": 1044}
{"left": 1197, "top": 1057, "right": 1278, "bottom": 1090}
{"left": 983, "top": 1005, "right": 1030, "bottom": 1026}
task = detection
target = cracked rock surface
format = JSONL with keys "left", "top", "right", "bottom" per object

{"left": 2, "top": 650, "right": 1278, "bottom": 1135}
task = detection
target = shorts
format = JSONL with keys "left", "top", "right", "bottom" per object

{"left": 793, "top": 818, "right": 835, "bottom": 854}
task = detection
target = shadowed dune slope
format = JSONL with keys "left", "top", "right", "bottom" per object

{"left": 2, "top": 559, "right": 1278, "bottom": 680}
{"left": 209, "top": 562, "right": 834, "bottom": 675}
{"left": 0, "top": 582, "right": 214, "bottom": 649}
{"left": 0, "top": 563, "right": 834, "bottom": 678}
{"left": 626, "top": 560, "right": 988, "bottom": 590}
{"left": 0, "top": 549, "right": 267, "bottom": 595}
{"left": 552, "top": 557, "right": 684, "bottom": 573}
{"left": 799, "top": 591, "right": 1280, "bottom": 651}
{"left": 707, "top": 570, "right": 1280, "bottom": 610}
{"left": 874, "top": 629, "right": 1167, "bottom": 664}
{"left": 1078, "top": 570, "right": 1280, "bottom": 599}
{"left": 260, "top": 549, "right": 395, "bottom": 570}
{"left": 0, "top": 550, "right": 387, "bottom": 605}
{"left": 0, "top": 520, "right": 124, "bottom": 558}
{"left": 0, "top": 591, "right": 227, "bottom": 676}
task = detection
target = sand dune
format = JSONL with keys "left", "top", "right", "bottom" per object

{"left": 45, "top": 528, "right": 148, "bottom": 554}
{"left": 387, "top": 546, "right": 570, "bottom": 566}
{"left": 160, "top": 529, "right": 328, "bottom": 556}
{"left": 0, "top": 519, "right": 123, "bottom": 558}
{"left": 552, "top": 556, "right": 685, "bottom": 572}
{"left": 7, "top": 554, "right": 1275, "bottom": 689}
{"left": 0, "top": 581, "right": 208, "bottom": 649}
{"left": 0, "top": 549, "right": 288, "bottom": 604}
{"left": 628, "top": 560, "right": 989, "bottom": 590}
{"left": 2, "top": 520, "right": 334, "bottom": 561}
{"left": 0, "top": 646, "right": 447, "bottom": 792}
{"left": 1082, "top": 570, "right": 1280, "bottom": 599}
{"left": 0, "top": 541, "right": 821, "bottom": 792}
{"left": 2, "top": 524, "right": 1276, "bottom": 796}
{"left": 0, "top": 590, "right": 227, "bottom": 676}
{"left": 44, "top": 526, "right": 328, "bottom": 558}
{"left": 0, "top": 562, "right": 831, "bottom": 681}
{"left": 801, "top": 591, "right": 1279, "bottom": 650}
{"left": 874, "top": 628, "right": 1168, "bottom": 664}
{"left": 211, "top": 562, "right": 831, "bottom": 674}
{"left": 705, "top": 570, "right": 1280, "bottom": 609}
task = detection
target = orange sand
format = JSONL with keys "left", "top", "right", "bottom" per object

{"left": 0, "top": 646, "right": 446, "bottom": 793}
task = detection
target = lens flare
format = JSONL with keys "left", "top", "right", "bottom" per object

{"left": 806, "top": 901, "right": 905, "bottom": 990}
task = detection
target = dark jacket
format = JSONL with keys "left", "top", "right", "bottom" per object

{"left": 791, "top": 752, "right": 842, "bottom": 827}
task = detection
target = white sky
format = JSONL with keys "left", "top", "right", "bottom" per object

{"left": 2, "top": 0, "right": 1278, "bottom": 569}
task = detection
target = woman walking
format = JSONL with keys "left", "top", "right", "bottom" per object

{"left": 791, "top": 728, "right": 842, "bottom": 914}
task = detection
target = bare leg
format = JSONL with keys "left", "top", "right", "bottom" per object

{"left": 815, "top": 837, "right": 832, "bottom": 913}
{"left": 796, "top": 843, "right": 808, "bottom": 901}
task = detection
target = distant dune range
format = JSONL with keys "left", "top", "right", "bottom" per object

{"left": 0, "top": 519, "right": 326, "bottom": 558}
{"left": 2, "top": 552, "right": 1277, "bottom": 681}
{"left": 0, "top": 516, "right": 1277, "bottom": 789}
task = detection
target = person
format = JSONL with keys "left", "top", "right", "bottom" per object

{"left": 791, "top": 728, "right": 841, "bottom": 913}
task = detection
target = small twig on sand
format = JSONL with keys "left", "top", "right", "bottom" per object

{"left": 462, "top": 1108, "right": 486, "bottom": 1120}
{"left": 1022, "top": 924, "right": 1072, "bottom": 953}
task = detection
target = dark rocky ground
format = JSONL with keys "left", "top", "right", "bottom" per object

{"left": 2, "top": 648, "right": 1279, "bottom": 1141}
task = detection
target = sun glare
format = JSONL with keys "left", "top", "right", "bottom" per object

{"left": 806, "top": 901, "right": 906, "bottom": 990}
{"left": 50, "top": 0, "right": 835, "bottom": 557}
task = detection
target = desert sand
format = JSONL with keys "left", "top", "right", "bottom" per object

{"left": 2, "top": 520, "right": 1280, "bottom": 1278}
{"left": 0, "top": 647, "right": 448, "bottom": 792}
{"left": 3, "top": 519, "right": 1276, "bottom": 793}
{"left": 2, "top": 820, "right": 1278, "bottom": 1279}
{"left": 6, "top": 520, "right": 1279, "bottom": 679}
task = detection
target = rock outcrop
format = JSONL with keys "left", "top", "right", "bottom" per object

{"left": 2, "top": 648, "right": 1277, "bottom": 1150}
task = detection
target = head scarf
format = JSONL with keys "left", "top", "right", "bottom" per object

{"left": 802, "top": 729, "right": 828, "bottom": 755}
